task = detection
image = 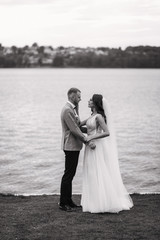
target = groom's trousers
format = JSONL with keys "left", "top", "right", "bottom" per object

{"left": 60, "top": 151, "right": 80, "bottom": 205}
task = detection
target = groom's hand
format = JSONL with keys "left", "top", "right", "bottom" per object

{"left": 83, "top": 137, "right": 88, "bottom": 144}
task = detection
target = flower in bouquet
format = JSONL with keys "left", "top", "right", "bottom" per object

{"left": 88, "top": 141, "right": 96, "bottom": 150}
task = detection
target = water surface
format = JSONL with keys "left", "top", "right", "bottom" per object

{"left": 0, "top": 69, "right": 159, "bottom": 195}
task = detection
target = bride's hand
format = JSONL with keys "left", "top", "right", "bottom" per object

{"left": 86, "top": 136, "right": 93, "bottom": 142}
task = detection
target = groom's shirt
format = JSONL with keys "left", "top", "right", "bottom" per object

{"left": 67, "top": 101, "right": 78, "bottom": 117}
{"left": 67, "top": 101, "right": 80, "bottom": 124}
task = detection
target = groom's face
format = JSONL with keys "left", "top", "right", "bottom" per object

{"left": 73, "top": 91, "right": 81, "bottom": 105}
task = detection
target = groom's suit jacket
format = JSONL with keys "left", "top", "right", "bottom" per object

{"left": 61, "top": 102, "right": 86, "bottom": 151}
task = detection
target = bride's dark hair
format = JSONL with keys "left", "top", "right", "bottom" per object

{"left": 92, "top": 94, "right": 107, "bottom": 123}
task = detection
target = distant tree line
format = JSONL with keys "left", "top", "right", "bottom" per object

{"left": 0, "top": 43, "right": 160, "bottom": 68}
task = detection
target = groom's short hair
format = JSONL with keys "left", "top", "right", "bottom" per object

{"left": 67, "top": 88, "right": 81, "bottom": 97}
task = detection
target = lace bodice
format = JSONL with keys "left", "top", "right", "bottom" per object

{"left": 86, "top": 114, "right": 102, "bottom": 136}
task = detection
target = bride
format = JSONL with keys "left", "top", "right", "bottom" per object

{"left": 80, "top": 94, "right": 133, "bottom": 213}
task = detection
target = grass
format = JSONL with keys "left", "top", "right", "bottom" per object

{"left": 0, "top": 194, "right": 160, "bottom": 240}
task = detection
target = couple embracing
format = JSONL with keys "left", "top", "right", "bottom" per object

{"left": 59, "top": 88, "right": 133, "bottom": 213}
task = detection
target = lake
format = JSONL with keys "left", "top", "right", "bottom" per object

{"left": 0, "top": 68, "right": 159, "bottom": 195}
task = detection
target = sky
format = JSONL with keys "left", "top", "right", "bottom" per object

{"left": 0, "top": 0, "right": 160, "bottom": 48}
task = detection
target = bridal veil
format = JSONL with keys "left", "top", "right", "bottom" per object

{"left": 102, "top": 98, "right": 133, "bottom": 208}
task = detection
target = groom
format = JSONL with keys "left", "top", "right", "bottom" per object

{"left": 59, "top": 88, "right": 87, "bottom": 212}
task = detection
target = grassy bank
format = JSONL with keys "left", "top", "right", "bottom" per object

{"left": 0, "top": 194, "right": 160, "bottom": 240}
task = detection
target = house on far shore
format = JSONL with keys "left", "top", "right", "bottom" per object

{"left": 41, "top": 58, "right": 53, "bottom": 65}
{"left": 43, "top": 46, "right": 55, "bottom": 55}
{"left": 28, "top": 56, "right": 39, "bottom": 66}
{"left": 3, "top": 47, "right": 13, "bottom": 55}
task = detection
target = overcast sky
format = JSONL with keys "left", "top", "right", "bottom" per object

{"left": 0, "top": 0, "right": 160, "bottom": 48}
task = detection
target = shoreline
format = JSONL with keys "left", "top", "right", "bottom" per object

{"left": 1, "top": 194, "right": 160, "bottom": 240}
{"left": 0, "top": 192, "right": 160, "bottom": 197}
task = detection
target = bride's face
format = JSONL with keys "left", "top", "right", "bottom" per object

{"left": 88, "top": 99, "right": 94, "bottom": 108}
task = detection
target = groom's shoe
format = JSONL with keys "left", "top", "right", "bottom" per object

{"left": 68, "top": 200, "right": 82, "bottom": 209}
{"left": 59, "top": 204, "right": 74, "bottom": 212}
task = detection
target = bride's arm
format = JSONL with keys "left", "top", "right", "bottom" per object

{"left": 87, "top": 114, "right": 110, "bottom": 141}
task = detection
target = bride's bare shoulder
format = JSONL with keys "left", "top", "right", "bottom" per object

{"left": 95, "top": 113, "right": 103, "bottom": 119}
{"left": 95, "top": 114, "right": 105, "bottom": 123}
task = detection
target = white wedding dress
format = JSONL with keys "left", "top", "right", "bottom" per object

{"left": 81, "top": 114, "right": 133, "bottom": 213}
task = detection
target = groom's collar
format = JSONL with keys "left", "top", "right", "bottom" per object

{"left": 67, "top": 100, "right": 76, "bottom": 109}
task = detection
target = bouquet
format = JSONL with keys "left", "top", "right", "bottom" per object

{"left": 88, "top": 141, "right": 96, "bottom": 150}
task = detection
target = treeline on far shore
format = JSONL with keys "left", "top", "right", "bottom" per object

{"left": 0, "top": 43, "right": 160, "bottom": 68}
